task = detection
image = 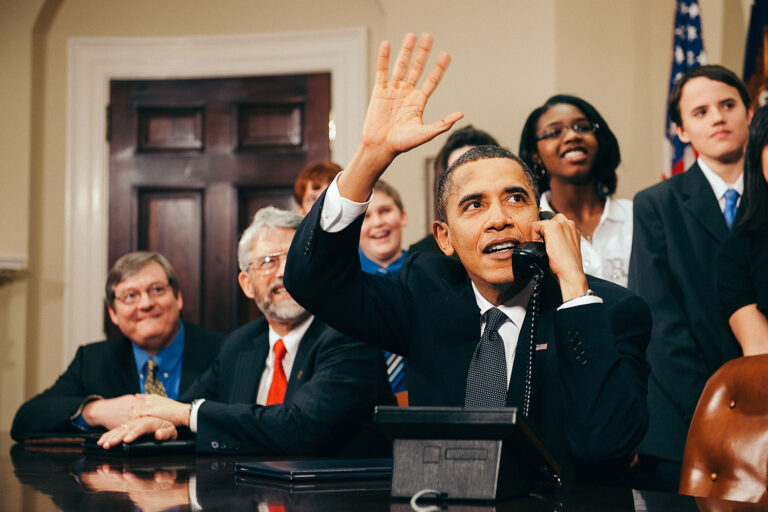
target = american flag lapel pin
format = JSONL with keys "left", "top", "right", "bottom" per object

{"left": 535, "top": 343, "right": 548, "bottom": 351}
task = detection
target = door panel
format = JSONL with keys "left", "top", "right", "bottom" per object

{"left": 108, "top": 74, "right": 330, "bottom": 337}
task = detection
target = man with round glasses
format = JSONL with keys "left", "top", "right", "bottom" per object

{"left": 95, "top": 206, "right": 394, "bottom": 456}
{"left": 11, "top": 251, "right": 221, "bottom": 440}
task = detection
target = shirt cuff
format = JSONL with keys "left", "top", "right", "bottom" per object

{"left": 70, "top": 395, "right": 103, "bottom": 430}
{"left": 189, "top": 399, "right": 205, "bottom": 433}
{"left": 557, "top": 294, "right": 603, "bottom": 311}
{"left": 188, "top": 475, "right": 202, "bottom": 511}
{"left": 319, "top": 173, "right": 372, "bottom": 233}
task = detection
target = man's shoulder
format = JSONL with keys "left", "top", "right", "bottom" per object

{"left": 183, "top": 322, "right": 224, "bottom": 345}
{"left": 587, "top": 275, "right": 650, "bottom": 318}
{"left": 220, "top": 318, "right": 269, "bottom": 349}
{"left": 635, "top": 174, "right": 684, "bottom": 202}
{"left": 75, "top": 337, "right": 129, "bottom": 356}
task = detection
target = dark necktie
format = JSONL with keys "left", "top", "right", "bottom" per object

{"left": 266, "top": 339, "right": 287, "bottom": 405}
{"left": 465, "top": 307, "right": 508, "bottom": 408}
{"left": 723, "top": 189, "right": 739, "bottom": 230}
{"left": 144, "top": 359, "right": 167, "bottom": 397}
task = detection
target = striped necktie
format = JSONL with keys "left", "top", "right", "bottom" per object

{"left": 144, "top": 359, "right": 167, "bottom": 397}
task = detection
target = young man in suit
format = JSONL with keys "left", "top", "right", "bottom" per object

{"left": 283, "top": 33, "right": 651, "bottom": 483}
{"left": 97, "top": 207, "right": 394, "bottom": 456}
{"left": 11, "top": 252, "right": 221, "bottom": 440}
{"left": 628, "top": 65, "right": 752, "bottom": 491}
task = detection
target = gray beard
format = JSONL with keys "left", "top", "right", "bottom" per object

{"left": 256, "top": 278, "right": 310, "bottom": 324}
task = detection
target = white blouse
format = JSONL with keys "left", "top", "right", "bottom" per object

{"left": 540, "top": 191, "right": 633, "bottom": 288}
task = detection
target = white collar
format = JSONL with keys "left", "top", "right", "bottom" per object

{"left": 267, "top": 315, "right": 314, "bottom": 355}
{"left": 697, "top": 157, "right": 744, "bottom": 199}
{"left": 539, "top": 190, "right": 626, "bottom": 224}
{"left": 470, "top": 280, "right": 533, "bottom": 330}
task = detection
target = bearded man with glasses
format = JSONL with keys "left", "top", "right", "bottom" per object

{"left": 95, "top": 206, "right": 394, "bottom": 457}
{"left": 11, "top": 251, "right": 222, "bottom": 440}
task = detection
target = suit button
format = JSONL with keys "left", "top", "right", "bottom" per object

{"left": 211, "top": 441, "right": 219, "bottom": 449}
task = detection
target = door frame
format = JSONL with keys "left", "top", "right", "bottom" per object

{"left": 64, "top": 28, "right": 367, "bottom": 367}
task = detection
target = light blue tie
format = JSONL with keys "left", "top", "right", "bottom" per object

{"left": 723, "top": 189, "right": 739, "bottom": 230}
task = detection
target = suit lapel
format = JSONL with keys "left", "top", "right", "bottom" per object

{"left": 682, "top": 163, "right": 730, "bottom": 242}
{"left": 117, "top": 338, "right": 142, "bottom": 394}
{"left": 229, "top": 330, "right": 269, "bottom": 403}
{"left": 507, "top": 275, "right": 558, "bottom": 409}
{"left": 285, "top": 318, "right": 323, "bottom": 400}
{"left": 428, "top": 277, "right": 482, "bottom": 403}
{"left": 179, "top": 325, "right": 201, "bottom": 392}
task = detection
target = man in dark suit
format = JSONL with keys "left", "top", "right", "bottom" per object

{"left": 283, "top": 33, "right": 650, "bottom": 482}
{"left": 11, "top": 251, "right": 221, "bottom": 440}
{"left": 97, "top": 206, "right": 394, "bottom": 456}
{"left": 629, "top": 65, "right": 752, "bottom": 491}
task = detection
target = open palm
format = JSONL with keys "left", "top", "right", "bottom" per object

{"left": 361, "top": 33, "right": 463, "bottom": 159}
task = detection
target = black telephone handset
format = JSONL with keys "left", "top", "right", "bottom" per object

{"left": 511, "top": 241, "right": 548, "bottom": 279}
{"left": 511, "top": 211, "right": 554, "bottom": 278}
{"left": 511, "top": 210, "right": 554, "bottom": 419}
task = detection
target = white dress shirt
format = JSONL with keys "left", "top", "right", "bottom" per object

{"left": 189, "top": 315, "right": 313, "bottom": 432}
{"left": 697, "top": 157, "right": 744, "bottom": 213}
{"left": 539, "top": 191, "right": 633, "bottom": 288}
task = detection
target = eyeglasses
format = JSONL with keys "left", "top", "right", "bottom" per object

{"left": 536, "top": 120, "right": 599, "bottom": 141}
{"left": 116, "top": 283, "right": 171, "bottom": 305}
{"left": 249, "top": 251, "right": 289, "bottom": 275}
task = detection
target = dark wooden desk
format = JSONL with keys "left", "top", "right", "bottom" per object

{"left": 0, "top": 434, "right": 761, "bottom": 511}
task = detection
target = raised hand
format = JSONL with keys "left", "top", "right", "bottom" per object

{"left": 362, "top": 33, "right": 463, "bottom": 160}
{"left": 340, "top": 33, "right": 463, "bottom": 202}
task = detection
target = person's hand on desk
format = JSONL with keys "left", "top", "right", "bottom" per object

{"left": 82, "top": 394, "right": 137, "bottom": 430}
{"left": 130, "top": 393, "right": 191, "bottom": 427}
{"left": 97, "top": 417, "right": 178, "bottom": 449}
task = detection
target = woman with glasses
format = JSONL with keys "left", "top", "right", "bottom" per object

{"left": 717, "top": 103, "right": 768, "bottom": 355}
{"left": 519, "top": 95, "right": 631, "bottom": 287}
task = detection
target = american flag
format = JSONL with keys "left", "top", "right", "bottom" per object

{"left": 664, "top": 0, "right": 707, "bottom": 179}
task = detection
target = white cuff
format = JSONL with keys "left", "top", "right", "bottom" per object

{"left": 188, "top": 475, "right": 202, "bottom": 511}
{"left": 189, "top": 399, "right": 205, "bottom": 433}
{"left": 319, "top": 173, "right": 372, "bottom": 232}
{"left": 557, "top": 294, "right": 602, "bottom": 311}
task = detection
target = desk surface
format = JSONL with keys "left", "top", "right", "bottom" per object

{"left": 0, "top": 434, "right": 760, "bottom": 511}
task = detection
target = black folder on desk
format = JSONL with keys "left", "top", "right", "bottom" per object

{"left": 235, "top": 459, "right": 392, "bottom": 481}
{"left": 82, "top": 437, "right": 196, "bottom": 456}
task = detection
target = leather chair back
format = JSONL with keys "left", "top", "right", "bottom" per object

{"left": 679, "top": 354, "right": 768, "bottom": 503}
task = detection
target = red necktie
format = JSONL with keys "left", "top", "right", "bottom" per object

{"left": 266, "top": 339, "right": 287, "bottom": 405}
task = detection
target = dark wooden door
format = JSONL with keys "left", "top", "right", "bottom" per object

{"left": 108, "top": 74, "right": 331, "bottom": 336}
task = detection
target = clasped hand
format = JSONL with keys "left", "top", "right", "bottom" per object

{"left": 97, "top": 394, "right": 190, "bottom": 449}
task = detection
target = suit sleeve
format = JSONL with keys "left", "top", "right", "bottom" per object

{"left": 11, "top": 347, "right": 93, "bottom": 439}
{"left": 628, "top": 191, "right": 712, "bottom": 424}
{"left": 179, "top": 356, "right": 222, "bottom": 403}
{"left": 555, "top": 292, "right": 650, "bottom": 461}
{"left": 284, "top": 191, "right": 414, "bottom": 356}
{"left": 717, "top": 229, "right": 755, "bottom": 319}
{"left": 193, "top": 335, "right": 384, "bottom": 455}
